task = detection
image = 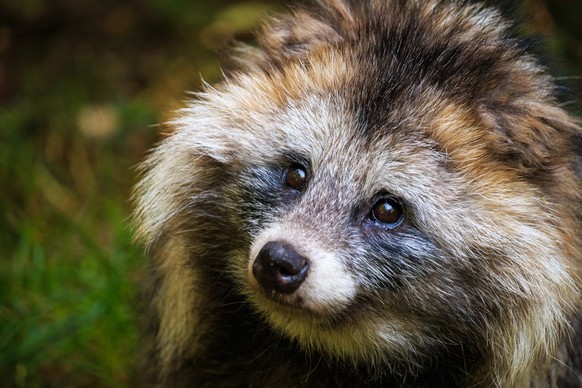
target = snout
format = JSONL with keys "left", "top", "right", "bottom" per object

{"left": 252, "top": 241, "right": 310, "bottom": 294}
{"left": 248, "top": 228, "right": 356, "bottom": 315}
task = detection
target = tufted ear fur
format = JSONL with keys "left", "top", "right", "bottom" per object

{"left": 249, "top": 0, "right": 354, "bottom": 67}
{"left": 483, "top": 104, "right": 580, "bottom": 172}
{"left": 260, "top": 5, "right": 345, "bottom": 58}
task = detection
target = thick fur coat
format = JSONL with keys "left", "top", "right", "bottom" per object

{"left": 133, "top": 0, "right": 582, "bottom": 386}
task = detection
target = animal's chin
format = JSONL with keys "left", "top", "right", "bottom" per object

{"left": 252, "top": 291, "right": 399, "bottom": 367}
{"left": 248, "top": 288, "right": 349, "bottom": 334}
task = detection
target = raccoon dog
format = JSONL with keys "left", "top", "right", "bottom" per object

{"left": 133, "top": 0, "right": 582, "bottom": 386}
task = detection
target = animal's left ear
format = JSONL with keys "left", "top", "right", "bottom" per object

{"left": 257, "top": 0, "right": 353, "bottom": 63}
{"left": 482, "top": 102, "right": 580, "bottom": 174}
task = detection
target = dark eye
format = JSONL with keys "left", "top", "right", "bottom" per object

{"left": 283, "top": 165, "right": 307, "bottom": 190}
{"left": 370, "top": 198, "right": 404, "bottom": 227}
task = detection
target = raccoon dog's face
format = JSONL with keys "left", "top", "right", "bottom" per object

{"left": 228, "top": 87, "right": 567, "bottom": 367}
{"left": 136, "top": 0, "right": 580, "bottom": 377}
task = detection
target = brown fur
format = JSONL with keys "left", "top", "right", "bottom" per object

{"left": 133, "top": 1, "right": 582, "bottom": 386}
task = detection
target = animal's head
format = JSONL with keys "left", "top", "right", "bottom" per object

{"left": 134, "top": 0, "right": 581, "bottom": 383}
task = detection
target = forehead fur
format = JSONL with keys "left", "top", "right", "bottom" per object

{"left": 195, "top": 0, "right": 579, "bottom": 176}
{"left": 242, "top": 0, "right": 538, "bottom": 104}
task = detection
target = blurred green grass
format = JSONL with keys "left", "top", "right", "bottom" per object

{"left": 0, "top": 0, "right": 580, "bottom": 386}
{"left": 0, "top": 0, "right": 276, "bottom": 385}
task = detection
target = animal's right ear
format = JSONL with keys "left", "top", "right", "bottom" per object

{"left": 257, "top": 0, "right": 353, "bottom": 63}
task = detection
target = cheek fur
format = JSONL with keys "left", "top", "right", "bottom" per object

{"left": 356, "top": 225, "right": 442, "bottom": 290}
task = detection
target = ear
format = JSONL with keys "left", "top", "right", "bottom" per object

{"left": 257, "top": 0, "right": 354, "bottom": 63}
{"left": 482, "top": 102, "right": 580, "bottom": 174}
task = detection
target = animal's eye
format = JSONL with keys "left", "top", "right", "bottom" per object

{"left": 370, "top": 198, "right": 404, "bottom": 227}
{"left": 283, "top": 165, "right": 307, "bottom": 190}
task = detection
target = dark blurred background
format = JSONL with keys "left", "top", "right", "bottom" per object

{"left": 1, "top": 0, "right": 580, "bottom": 386}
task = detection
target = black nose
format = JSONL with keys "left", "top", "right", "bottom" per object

{"left": 252, "top": 241, "right": 310, "bottom": 294}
